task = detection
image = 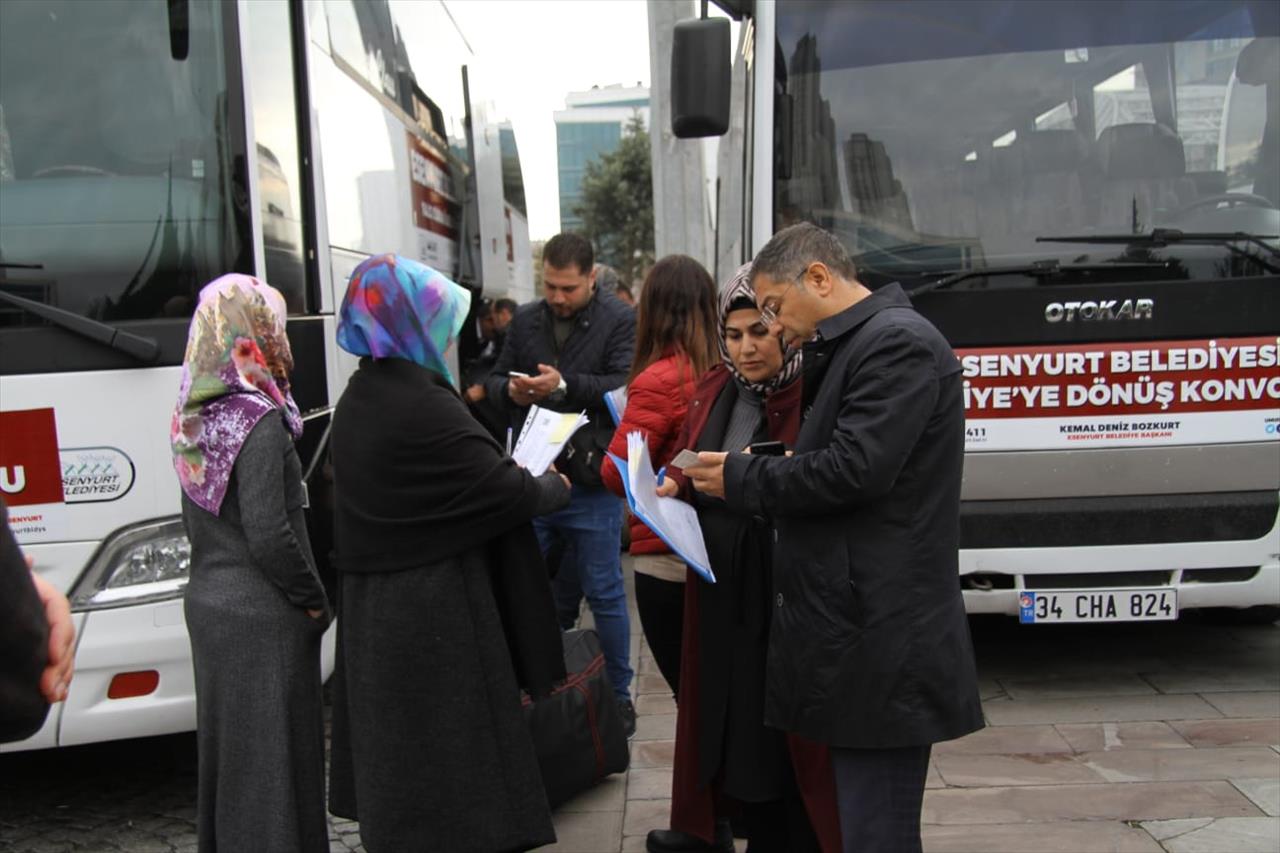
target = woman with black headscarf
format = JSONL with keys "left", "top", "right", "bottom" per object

{"left": 325, "top": 254, "right": 570, "bottom": 852}
{"left": 645, "top": 265, "right": 841, "bottom": 853}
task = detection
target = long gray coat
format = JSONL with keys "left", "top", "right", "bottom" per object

{"left": 182, "top": 414, "right": 331, "bottom": 853}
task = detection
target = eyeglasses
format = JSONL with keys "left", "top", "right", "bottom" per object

{"left": 758, "top": 272, "right": 804, "bottom": 328}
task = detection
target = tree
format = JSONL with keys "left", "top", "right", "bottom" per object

{"left": 574, "top": 114, "right": 655, "bottom": 286}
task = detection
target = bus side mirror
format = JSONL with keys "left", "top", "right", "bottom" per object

{"left": 167, "top": 0, "right": 189, "bottom": 61}
{"left": 671, "top": 17, "right": 731, "bottom": 138}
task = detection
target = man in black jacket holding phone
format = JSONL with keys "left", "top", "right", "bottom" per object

{"left": 685, "top": 223, "right": 983, "bottom": 852}
{"left": 485, "top": 232, "right": 638, "bottom": 733}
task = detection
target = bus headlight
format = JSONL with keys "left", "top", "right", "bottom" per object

{"left": 70, "top": 518, "right": 191, "bottom": 611}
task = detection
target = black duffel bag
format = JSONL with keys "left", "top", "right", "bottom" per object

{"left": 523, "top": 628, "right": 630, "bottom": 808}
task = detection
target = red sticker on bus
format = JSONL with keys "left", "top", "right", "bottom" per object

{"left": 956, "top": 336, "right": 1280, "bottom": 452}
{"left": 958, "top": 336, "right": 1280, "bottom": 419}
{"left": 0, "top": 407, "right": 66, "bottom": 507}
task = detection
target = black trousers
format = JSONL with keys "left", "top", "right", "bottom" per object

{"left": 633, "top": 571, "right": 684, "bottom": 698}
{"left": 830, "top": 744, "right": 932, "bottom": 853}
{"left": 735, "top": 771, "right": 822, "bottom": 853}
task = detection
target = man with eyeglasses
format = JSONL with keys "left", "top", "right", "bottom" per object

{"left": 684, "top": 222, "right": 982, "bottom": 853}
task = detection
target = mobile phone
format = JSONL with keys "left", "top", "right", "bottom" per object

{"left": 668, "top": 449, "right": 701, "bottom": 469}
{"left": 503, "top": 370, "right": 530, "bottom": 379}
{"left": 748, "top": 440, "right": 786, "bottom": 456}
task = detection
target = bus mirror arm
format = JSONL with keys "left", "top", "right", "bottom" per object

{"left": 0, "top": 285, "right": 161, "bottom": 364}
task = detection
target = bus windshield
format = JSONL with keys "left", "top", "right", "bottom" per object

{"left": 774, "top": 0, "right": 1280, "bottom": 287}
{"left": 0, "top": 0, "right": 251, "bottom": 327}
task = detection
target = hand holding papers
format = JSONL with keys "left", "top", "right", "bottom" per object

{"left": 511, "top": 405, "right": 589, "bottom": 476}
{"left": 609, "top": 432, "right": 715, "bottom": 583}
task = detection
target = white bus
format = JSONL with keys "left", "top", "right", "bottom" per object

{"left": 676, "top": 0, "right": 1279, "bottom": 624}
{"left": 0, "top": 0, "right": 527, "bottom": 750}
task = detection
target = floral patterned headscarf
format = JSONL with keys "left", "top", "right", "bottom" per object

{"left": 336, "top": 254, "right": 471, "bottom": 384}
{"left": 717, "top": 263, "right": 803, "bottom": 395}
{"left": 171, "top": 274, "right": 303, "bottom": 515}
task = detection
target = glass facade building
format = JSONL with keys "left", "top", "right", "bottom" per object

{"left": 554, "top": 85, "right": 649, "bottom": 234}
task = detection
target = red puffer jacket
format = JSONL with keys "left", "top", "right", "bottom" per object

{"left": 601, "top": 351, "right": 699, "bottom": 555}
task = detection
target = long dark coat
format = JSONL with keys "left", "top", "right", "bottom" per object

{"left": 666, "top": 366, "right": 842, "bottom": 852}
{"left": 327, "top": 358, "right": 569, "bottom": 853}
{"left": 723, "top": 284, "right": 984, "bottom": 748}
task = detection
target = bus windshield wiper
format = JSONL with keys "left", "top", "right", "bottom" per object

{"left": 0, "top": 265, "right": 160, "bottom": 363}
{"left": 909, "top": 259, "right": 1170, "bottom": 295}
{"left": 1036, "top": 229, "right": 1280, "bottom": 273}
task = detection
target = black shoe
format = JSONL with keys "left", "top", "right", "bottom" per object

{"left": 645, "top": 825, "right": 733, "bottom": 852}
{"left": 617, "top": 698, "right": 637, "bottom": 739}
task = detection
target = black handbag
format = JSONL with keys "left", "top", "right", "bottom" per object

{"left": 522, "top": 629, "right": 630, "bottom": 808}
{"left": 557, "top": 415, "right": 612, "bottom": 488}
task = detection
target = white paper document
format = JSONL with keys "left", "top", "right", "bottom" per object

{"left": 610, "top": 432, "right": 715, "bottom": 583}
{"left": 511, "top": 405, "right": 589, "bottom": 476}
{"left": 604, "top": 386, "right": 628, "bottom": 426}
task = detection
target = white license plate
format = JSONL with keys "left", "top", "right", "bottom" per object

{"left": 1019, "top": 588, "right": 1177, "bottom": 624}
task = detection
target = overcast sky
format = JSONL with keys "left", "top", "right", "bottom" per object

{"left": 444, "top": 0, "right": 654, "bottom": 240}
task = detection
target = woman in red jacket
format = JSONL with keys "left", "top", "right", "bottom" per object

{"left": 646, "top": 265, "right": 841, "bottom": 853}
{"left": 601, "top": 255, "right": 719, "bottom": 698}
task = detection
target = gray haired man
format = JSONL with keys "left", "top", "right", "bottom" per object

{"left": 685, "top": 223, "right": 983, "bottom": 853}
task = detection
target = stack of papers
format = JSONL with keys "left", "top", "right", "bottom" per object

{"left": 512, "top": 405, "right": 589, "bottom": 476}
{"left": 608, "top": 432, "right": 715, "bottom": 583}
{"left": 604, "top": 386, "right": 628, "bottom": 426}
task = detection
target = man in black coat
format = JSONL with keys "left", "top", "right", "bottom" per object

{"left": 485, "top": 232, "right": 638, "bottom": 733}
{"left": 685, "top": 223, "right": 983, "bottom": 853}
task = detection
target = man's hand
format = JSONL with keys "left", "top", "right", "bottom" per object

{"left": 29, "top": 561, "right": 74, "bottom": 704}
{"left": 509, "top": 364, "right": 562, "bottom": 404}
{"left": 464, "top": 384, "right": 486, "bottom": 403}
{"left": 685, "top": 451, "right": 728, "bottom": 499}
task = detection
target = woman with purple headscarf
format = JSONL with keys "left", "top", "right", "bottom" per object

{"left": 326, "top": 255, "right": 571, "bottom": 852}
{"left": 172, "top": 274, "right": 330, "bottom": 853}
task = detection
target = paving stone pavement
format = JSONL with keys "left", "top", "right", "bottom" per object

{"left": 1, "top": 560, "right": 1277, "bottom": 852}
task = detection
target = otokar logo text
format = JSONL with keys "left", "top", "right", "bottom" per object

{"left": 1045, "top": 299, "right": 1153, "bottom": 323}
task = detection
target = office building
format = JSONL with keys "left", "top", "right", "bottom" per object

{"left": 554, "top": 84, "right": 650, "bottom": 233}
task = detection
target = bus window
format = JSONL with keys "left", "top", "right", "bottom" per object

{"left": 0, "top": 0, "right": 250, "bottom": 330}
{"left": 1174, "top": 36, "right": 1251, "bottom": 175}
{"left": 245, "top": 0, "right": 308, "bottom": 313}
{"left": 323, "top": 0, "right": 407, "bottom": 104}
{"left": 1219, "top": 42, "right": 1275, "bottom": 198}
{"left": 1093, "top": 65, "right": 1152, "bottom": 138}
{"left": 323, "top": 0, "right": 471, "bottom": 159}
{"left": 391, "top": 2, "right": 471, "bottom": 149}
{"left": 499, "top": 125, "right": 527, "bottom": 218}
{"left": 773, "top": 0, "right": 1278, "bottom": 287}
{"left": 1035, "top": 102, "right": 1074, "bottom": 131}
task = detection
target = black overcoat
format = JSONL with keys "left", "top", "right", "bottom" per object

{"left": 484, "top": 289, "right": 635, "bottom": 486}
{"left": 327, "top": 357, "right": 569, "bottom": 853}
{"left": 723, "top": 284, "right": 984, "bottom": 749}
